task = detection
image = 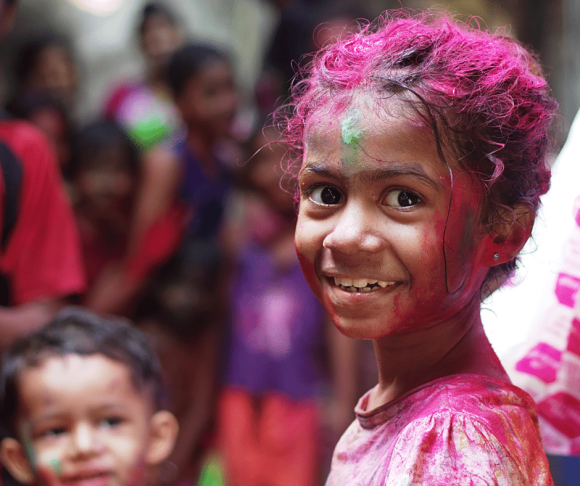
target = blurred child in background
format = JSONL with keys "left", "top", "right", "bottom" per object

{"left": 6, "top": 91, "right": 73, "bottom": 171}
{"left": 256, "top": 1, "right": 367, "bottom": 118}
{"left": 69, "top": 119, "right": 183, "bottom": 317}
{"left": 105, "top": 1, "right": 184, "bottom": 150}
{"left": 0, "top": 307, "right": 178, "bottom": 486}
{"left": 123, "top": 43, "right": 240, "bottom": 482}
{"left": 217, "top": 126, "right": 357, "bottom": 486}
{"left": 127, "top": 42, "right": 239, "bottom": 298}
{"left": 135, "top": 246, "right": 225, "bottom": 485}
{"left": 10, "top": 33, "right": 79, "bottom": 116}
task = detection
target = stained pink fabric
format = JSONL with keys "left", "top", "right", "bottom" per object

{"left": 327, "top": 374, "right": 554, "bottom": 485}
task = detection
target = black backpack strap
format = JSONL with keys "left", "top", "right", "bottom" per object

{"left": 0, "top": 141, "right": 22, "bottom": 250}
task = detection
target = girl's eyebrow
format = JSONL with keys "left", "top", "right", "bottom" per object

{"left": 361, "top": 165, "right": 442, "bottom": 190}
{"left": 300, "top": 162, "right": 442, "bottom": 190}
{"left": 299, "top": 163, "right": 342, "bottom": 181}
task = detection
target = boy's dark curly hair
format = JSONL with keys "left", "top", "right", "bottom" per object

{"left": 0, "top": 307, "right": 163, "bottom": 438}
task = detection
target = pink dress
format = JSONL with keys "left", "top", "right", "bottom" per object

{"left": 326, "top": 374, "right": 553, "bottom": 485}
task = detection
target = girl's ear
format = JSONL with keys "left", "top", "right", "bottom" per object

{"left": 0, "top": 438, "right": 35, "bottom": 485}
{"left": 484, "top": 203, "right": 534, "bottom": 266}
{"left": 145, "top": 410, "right": 179, "bottom": 466}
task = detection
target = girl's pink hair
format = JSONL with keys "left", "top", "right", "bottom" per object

{"left": 281, "top": 9, "right": 558, "bottom": 287}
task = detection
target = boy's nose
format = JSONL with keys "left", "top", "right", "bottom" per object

{"left": 69, "top": 423, "right": 101, "bottom": 456}
{"left": 323, "top": 201, "right": 386, "bottom": 255}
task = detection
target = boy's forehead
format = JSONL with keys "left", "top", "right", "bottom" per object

{"left": 17, "top": 353, "right": 151, "bottom": 412}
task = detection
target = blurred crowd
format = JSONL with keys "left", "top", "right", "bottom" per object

{"left": 0, "top": 1, "right": 380, "bottom": 485}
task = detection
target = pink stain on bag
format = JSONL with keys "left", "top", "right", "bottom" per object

{"left": 566, "top": 318, "right": 580, "bottom": 357}
{"left": 515, "top": 343, "right": 562, "bottom": 383}
{"left": 554, "top": 273, "right": 580, "bottom": 307}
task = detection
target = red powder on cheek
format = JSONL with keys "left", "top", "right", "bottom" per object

{"left": 392, "top": 294, "right": 402, "bottom": 318}
{"left": 295, "top": 245, "right": 315, "bottom": 281}
{"left": 432, "top": 211, "right": 446, "bottom": 239}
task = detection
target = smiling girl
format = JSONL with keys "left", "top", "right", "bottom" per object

{"left": 283, "top": 10, "right": 557, "bottom": 485}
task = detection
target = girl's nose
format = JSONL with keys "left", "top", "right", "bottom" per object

{"left": 322, "top": 201, "right": 386, "bottom": 255}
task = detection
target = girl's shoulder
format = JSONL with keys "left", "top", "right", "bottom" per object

{"left": 356, "top": 374, "right": 538, "bottom": 429}
{"left": 329, "top": 375, "right": 552, "bottom": 486}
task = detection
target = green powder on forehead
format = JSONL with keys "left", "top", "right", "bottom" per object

{"left": 341, "top": 109, "right": 363, "bottom": 148}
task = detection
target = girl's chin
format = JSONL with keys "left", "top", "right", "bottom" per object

{"left": 330, "top": 315, "right": 399, "bottom": 340}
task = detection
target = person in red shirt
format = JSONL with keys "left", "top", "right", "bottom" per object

{"left": 0, "top": 120, "right": 86, "bottom": 348}
{"left": 0, "top": 0, "right": 86, "bottom": 350}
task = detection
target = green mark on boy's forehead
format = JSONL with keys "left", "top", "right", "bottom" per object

{"left": 50, "top": 458, "right": 62, "bottom": 476}
{"left": 341, "top": 109, "right": 363, "bottom": 148}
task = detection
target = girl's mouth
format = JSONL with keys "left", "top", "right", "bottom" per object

{"left": 332, "top": 276, "right": 397, "bottom": 293}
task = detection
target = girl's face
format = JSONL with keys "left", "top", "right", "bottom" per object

{"left": 295, "top": 96, "right": 493, "bottom": 340}
{"left": 176, "top": 60, "right": 237, "bottom": 139}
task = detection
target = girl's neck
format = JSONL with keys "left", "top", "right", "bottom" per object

{"left": 368, "top": 298, "right": 509, "bottom": 410}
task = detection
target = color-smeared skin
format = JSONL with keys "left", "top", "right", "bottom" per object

{"left": 340, "top": 108, "right": 363, "bottom": 165}
{"left": 296, "top": 97, "right": 489, "bottom": 340}
{"left": 295, "top": 95, "right": 508, "bottom": 406}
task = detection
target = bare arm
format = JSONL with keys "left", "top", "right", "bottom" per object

{"left": 83, "top": 263, "right": 143, "bottom": 317}
{"left": 128, "top": 144, "right": 182, "bottom": 256}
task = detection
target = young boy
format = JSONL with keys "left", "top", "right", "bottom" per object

{"left": 0, "top": 307, "right": 178, "bottom": 486}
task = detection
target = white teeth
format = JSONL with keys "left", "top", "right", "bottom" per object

{"left": 333, "top": 276, "right": 397, "bottom": 290}
{"left": 334, "top": 277, "right": 351, "bottom": 287}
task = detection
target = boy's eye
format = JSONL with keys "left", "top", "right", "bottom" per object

{"left": 309, "top": 186, "right": 343, "bottom": 206}
{"left": 384, "top": 189, "right": 421, "bottom": 208}
{"left": 41, "top": 426, "right": 67, "bottom": 438}
{"left": 100, "top": 417, "right": 124, "bottom": 428}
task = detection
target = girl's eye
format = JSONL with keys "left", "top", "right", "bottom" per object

{"left": 384, "top": 189, "right": 421, "bottom": 208}
{"left": 309, "top": 186, "right": 343, "bottom": 206}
